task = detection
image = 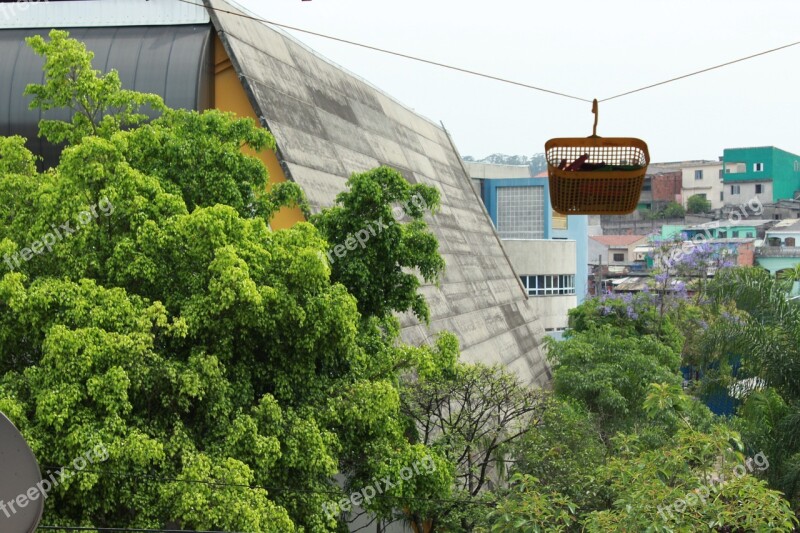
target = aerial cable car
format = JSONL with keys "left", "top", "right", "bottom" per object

{"left": 545, "top": 99, "right": 649, "bottom": 215}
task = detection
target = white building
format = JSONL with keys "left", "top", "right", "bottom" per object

{"left": 650, "top": 160, "right": 726, "bottom": 210}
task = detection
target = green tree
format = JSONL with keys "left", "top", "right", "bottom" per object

{"left": 400, "top": 363, "right": 545, "bottom": 532}
{"left": 508, "top": 397, "right": 606, "bottom": 512}
{"left": 661, "top": 201, "right": 686, "bottom": 219}
{"left": 582, "top": 384, "right": 798, "bottom": 532}
{"left": 0, "top": 30, "right": 457, "bottom": 532}
{"left": 704, "top": 267, "right": 800, "bottom": 513}
{"left": 686, "top": 194, "right": 712, "bottom": 214}
{"left": 311, "top": 166, "right": 444, "bottom": 323}
{"left": 546, "top": 326, "right": 681, "bottom": 437}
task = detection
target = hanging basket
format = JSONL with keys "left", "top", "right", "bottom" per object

{"left": 545, "top": 100, "right": 649, "bottom": 215}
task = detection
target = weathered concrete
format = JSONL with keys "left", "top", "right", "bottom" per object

{"left": 206, "top": 0, "right": 551, "bottom": 386}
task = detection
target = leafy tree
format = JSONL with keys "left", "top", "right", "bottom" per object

{"left": 582, "top": 384, "right": 798, "bottom": 532}
{"left": 311, "top": 166, "right": 444, "bottom": 323}
{"left": 546, "top": 326, "right": 681, "bottom": 436}
{"left": 400, "top": 364, "right": 545, "bottom": 532}
{"left": 661, "top": 201, "right": 686, "bottom": 219}
{"left": 704, "top": 267, "right": 800, "bottom": 512}
{"left": 0, "top": 30, "right": 457, "bottom": 532}
{"left": 483, "top": 473, "right": 577, "bottom": 533}
{"left": 509, "top": 397, "right": 605, "bottom": 511}
{"left": 25, "top": 30, "right": 166, "bottom": 146}
{"left": 687, "top": 194, "right": 712, "bottom": 214}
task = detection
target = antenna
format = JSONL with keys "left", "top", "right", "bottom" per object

{"left": 0, "top": 412, "right": 44, "bottom": 533}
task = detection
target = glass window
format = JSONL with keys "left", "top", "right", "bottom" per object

{"left": 496, "top": 186, "right": 545, "bottom": 239}
{"left": 755, "top": 184, "right": 763, "bottom": 194}
{"left": 731, "top": 185, "right": 741, "bottom": 194}
{"left": 754, "top": 163, "right": 764, "bottom": 172}
{"left": 694, "top": 170, "right": 703, "bottom": 180}
{"left": 613, "top": 253, "right": 625, "bottom": 262}
{"left": 520, "top": 274, "right": 575, "bottom": 296}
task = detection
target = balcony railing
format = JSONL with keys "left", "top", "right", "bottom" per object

{"left": 755, "top": 246, "right": 800, "bottom": 258}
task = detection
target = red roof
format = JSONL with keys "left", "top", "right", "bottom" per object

{"left": 590, "top": 235, "right": 647, "bottom": 247}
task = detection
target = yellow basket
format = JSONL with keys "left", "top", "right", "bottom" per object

{"left": 545, "top": 137, "right": 649, "bottom": 215}
{"left": 544, "top": 99, "right": 649, "bottom": 215}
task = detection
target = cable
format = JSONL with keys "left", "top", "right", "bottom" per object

{"left": 599, "top": 39, "right": 800, "bottom": 102}
{"left": 182, "top": 0, "right": 800, "bottom": 107}
{"left": 177, "top": 0, "right": 591, "bottom": 103}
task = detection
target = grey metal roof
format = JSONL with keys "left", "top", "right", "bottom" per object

{"left": 0, "top": 24, "right": 214, "bottom": 168}
{"left": 205, "top": 0, "right": 550, "bottom": 385}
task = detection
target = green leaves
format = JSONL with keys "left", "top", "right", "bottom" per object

{"left": 311, "top": 165, "right": 444, "bottom": 323}
{"left": 25, "top": 30, "right": 166, "bottom": 147}
{"left": 0, "top": 31, "right": 459, "bottom": 532}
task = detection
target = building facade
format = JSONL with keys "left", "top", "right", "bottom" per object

{"left": 589, "top": 235, "right": 648, "bottom": 265}
{"left": 468, "top": 166, "right": 589, "bottom": 332}
{"left": 646, "top": 160, "right": 726, "bottom": 210}
{"left": 723, "top": 146, "right": 800, "bottom": 205}
{"left": 756, "top": 218, "right": 800, "bottom": 275}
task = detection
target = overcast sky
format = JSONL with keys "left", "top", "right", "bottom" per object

{"left": 235, "top": 0, "right": 800, "bottom": 163}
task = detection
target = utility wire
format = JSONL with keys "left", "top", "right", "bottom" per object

{"left": 599, "top": 38, "right": 800, "bottom": 102}
{"left": 177, "top": 0, "right": 591, "bottom": 103}
{"left": 182, "top": 0, "right": 800, "bottom": 107}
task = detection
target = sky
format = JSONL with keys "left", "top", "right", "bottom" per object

{"left": 235, "top": 0, "right": 800, "bottom": 163}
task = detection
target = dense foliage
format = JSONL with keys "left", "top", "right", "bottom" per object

{"left": 0, "top": 30, "right": 456, "bottom": 532}
{"left": 1, "top": 30, "right": 798, "bottom": 533}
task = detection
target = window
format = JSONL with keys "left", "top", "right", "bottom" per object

{"left": 718, "top": 230, "right": 727, "bottom": 238}
{"left": 720, "top": 191, "right": 724, "bottom": 201}
{"left": 754, "top": 163, "right": 764, "bottom": 172}
{"left": 694, "top": 170, "right": 703, "bottom": 180}
{"left": 731, "top": 185, "right": 741, "bottom": 194}
{"left": 521, "top": 274, "right": 576, "bottom": 296}
{"left": 755, "top": 184, "right": 763, "bottom": 194}
{"left": 746, "top": 232, "right": 754, "bottom": 238}
{"left": 496, "top": 186, "right": 545, "bottom": 239}
{"left": 732, "top": 231, "right": 740, "bottom": 238}
{"left": 552, "top": 211, "right": 568, "bottom": 230}
{"left": 613, "top": 253, "right": 625, "bottom": 262}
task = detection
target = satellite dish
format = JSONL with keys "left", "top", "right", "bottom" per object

{"left": 0, "top": 412, "right": 44, "bottom": 533}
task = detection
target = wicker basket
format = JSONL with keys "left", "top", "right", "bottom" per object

{"left": 545, "top": 137, "right": 649, "bottom": 215}
{"left": 544, "top": 99, "right": 649, "bottom": 215}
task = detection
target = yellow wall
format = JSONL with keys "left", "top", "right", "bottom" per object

{"left": 213, "top": 34, "right": 304, "bottom": 229}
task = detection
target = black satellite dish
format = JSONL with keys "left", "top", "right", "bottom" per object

{"left": 0, "top": 412, "right": 44, "bottom": 533}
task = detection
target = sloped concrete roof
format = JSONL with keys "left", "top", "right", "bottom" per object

{"left": 205, "top": 0, "right": 550, "bottom": 385}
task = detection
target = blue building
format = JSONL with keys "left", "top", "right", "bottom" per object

{"left": 466, "top": 163, "right": 589, "bottom": 332}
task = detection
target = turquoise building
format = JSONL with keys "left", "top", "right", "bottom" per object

{"left": 723, "top": 146, "right": 800, "bottom": 204}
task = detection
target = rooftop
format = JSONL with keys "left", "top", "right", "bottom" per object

{"left": 685, "top": 219, "right": 773, "bottom": 230}
{"left": 767, "top": 218, "right": 800, "bottom": 233}
{"left": 590, "top": 235, "right": 647, "bottom": 247}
